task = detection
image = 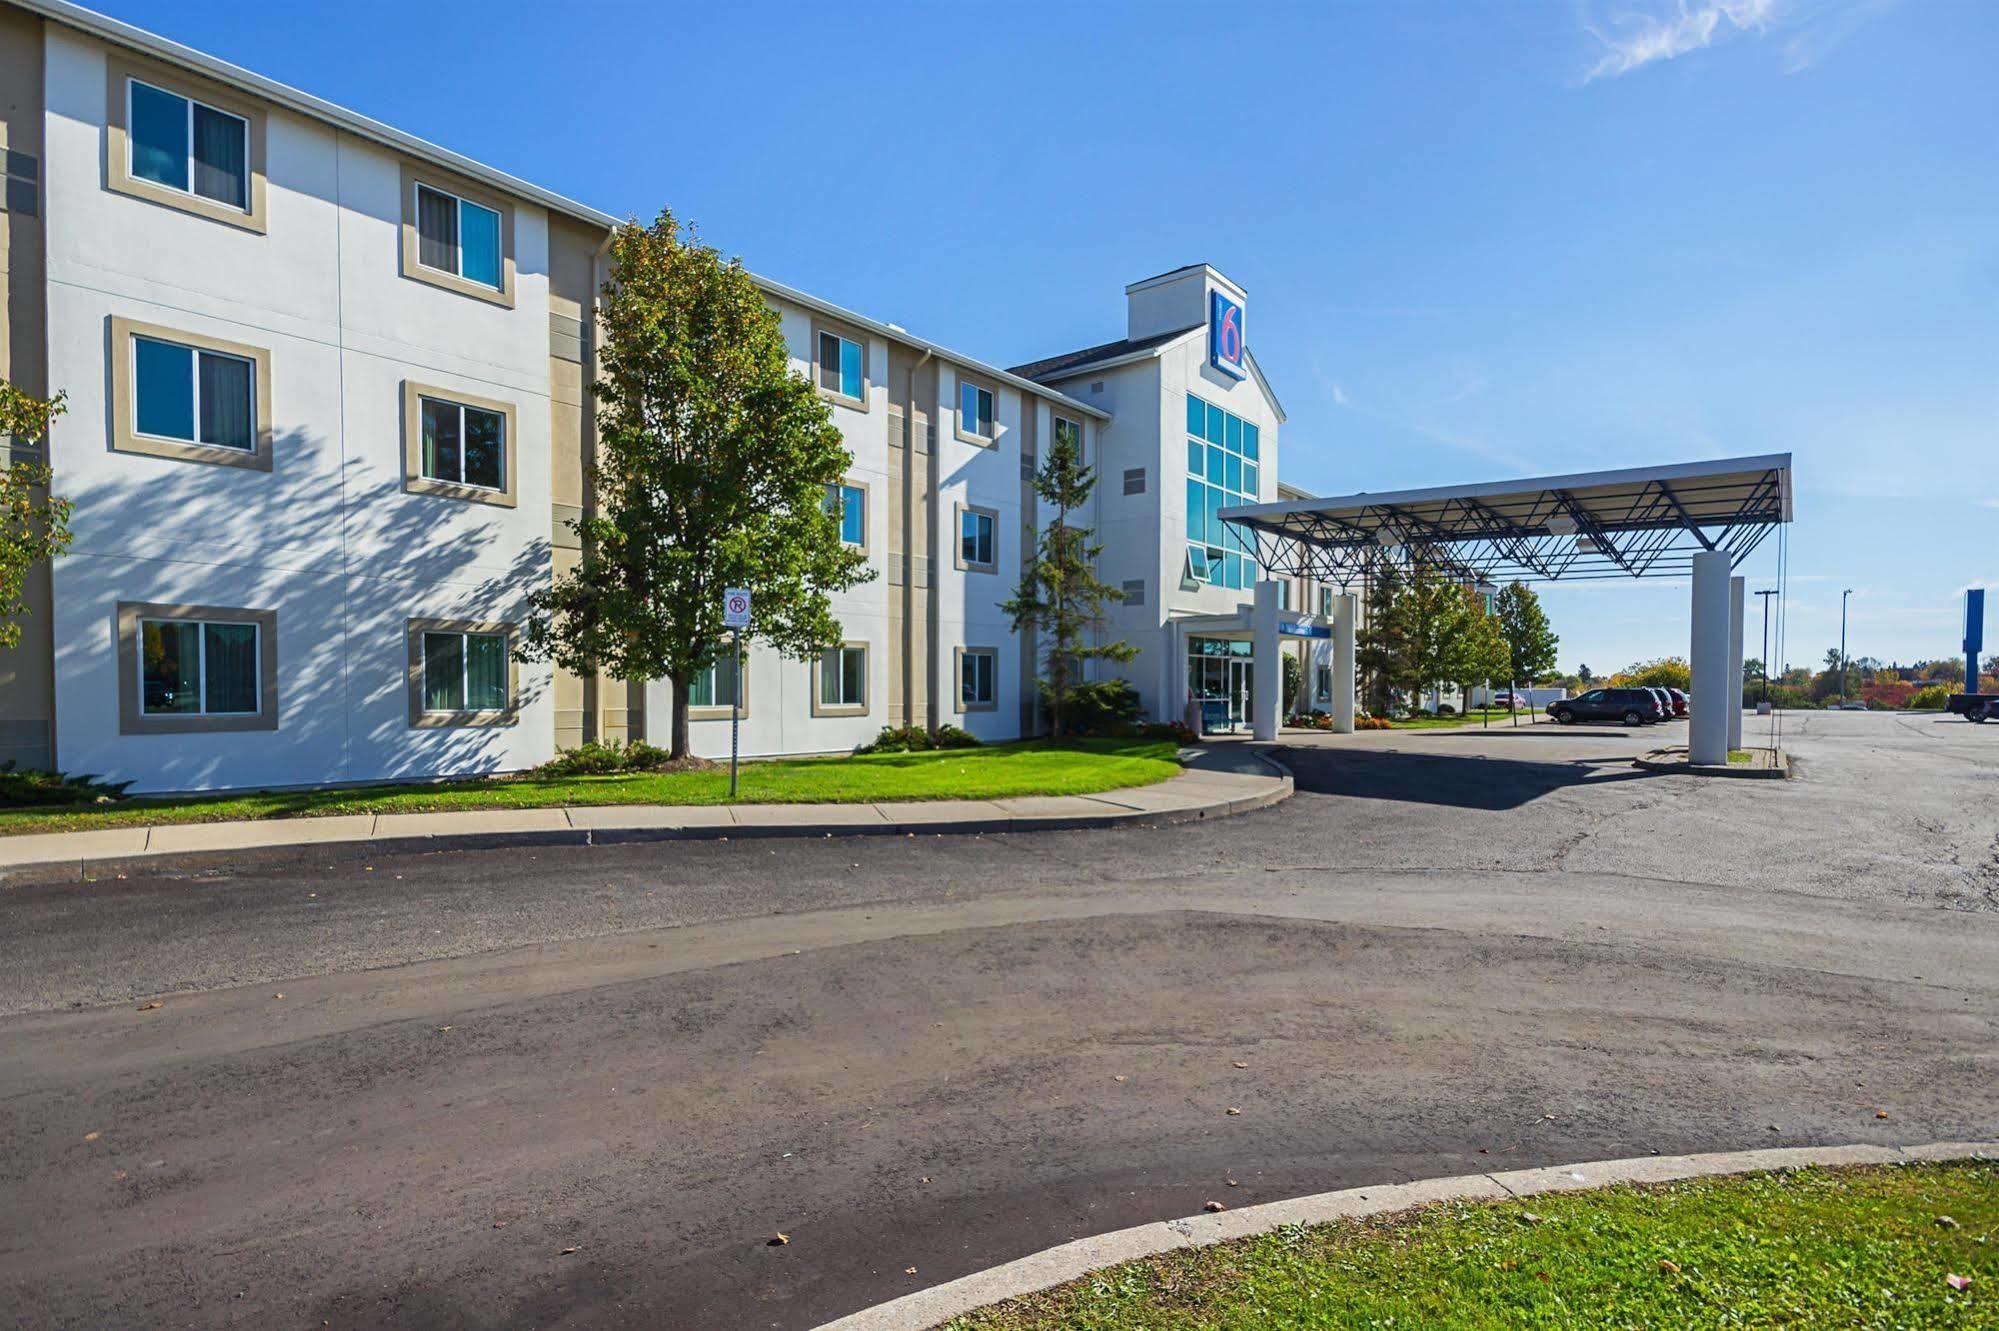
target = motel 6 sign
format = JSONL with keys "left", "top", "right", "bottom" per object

{"left": 1209, "top": 289, "right": 1247, "bottom": 380}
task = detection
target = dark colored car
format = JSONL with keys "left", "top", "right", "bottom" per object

{"left": 1548, "top": 687, "right": 1664, "bottom": 726}
{"left": 1665, "top": 687, "right": 1690, "bottom": 717}
{"left": 1970, "top": 699, "right": 1999, "bottom": 724}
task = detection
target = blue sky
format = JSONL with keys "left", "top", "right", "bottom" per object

{"left": 96, "top": 0, "right": 1998, "bottom": 675}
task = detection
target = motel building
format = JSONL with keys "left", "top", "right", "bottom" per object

{"left": 0, "top": 0, "right": 1344, "bottom": 794}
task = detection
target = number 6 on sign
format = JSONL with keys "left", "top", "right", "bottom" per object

{"left": 723, "top": 589, "right": 751, "bottom": 629}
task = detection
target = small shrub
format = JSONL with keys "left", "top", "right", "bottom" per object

{"left": 536, "top": 740, "right": 673, "bottom": 776}
{"left": 931, "top": 724, "right": 982, "bottom": 749}
{"left": 1356, "top": 715, "right": 1394, "bottom": 731}
{"left": 858, "top": 724, "right": 934, "bottom": 754}
{"left": 0, "top": 761, "right": 132, "bottom": 807}
{"left": 1906, "top": 684, "right": 1949, "bottom": 711}
{"left": 1435, "top": 703, "right": 1456, "bottom": 716}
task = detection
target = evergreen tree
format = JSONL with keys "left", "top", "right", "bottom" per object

{"left": 1002, "top": 419, "right": 1136, "bottom": 737}
{"left": 1492, "top": 580, "right": 1559, "bottom": 686}
{"left": 1356, "top": 560, "right": 1411, "bottom": 715}
{"left": 522, "top": 209, "right": 871, "bottom": 758}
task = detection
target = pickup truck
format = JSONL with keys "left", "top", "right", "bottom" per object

{"left": 1948, "top": 693, "right": 1998, "bottom": 721}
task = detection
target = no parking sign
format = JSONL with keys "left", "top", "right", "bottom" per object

{"left": 723, "top": 588, "right": 751, "bottom": 629}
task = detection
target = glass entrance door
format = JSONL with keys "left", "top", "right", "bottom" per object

{"left": 1229, "top": 658, "right": 1253, "bottom": 729}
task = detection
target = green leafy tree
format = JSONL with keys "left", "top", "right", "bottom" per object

{"left": 0, "top": 381, "right": 74, "bottom": 651}
{"left": 1616, "top": 657, "right": 1693, "bottom": 692}
{"left": 1357, "top": 560, "right": 1412, "bottom": 714}
{"left": 1492, "top": 581, "right": 1558, "bottom": 686}
{"left": 1452, "top": 588, "right": 1512, "bottom": 700}
{"left": 1404, "top": 563, "right": 1474, "bottom": 704}
{"left": 522, "top": 210, "right": 871, "bottom": 759}
{"left": 1003, "top": 419, "right": 1136, "bottom": 737}
{"left": 1578, "top": 663, "right": 1594, "bottom": 685}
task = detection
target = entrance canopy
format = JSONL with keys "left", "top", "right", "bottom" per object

{"left": 1221, "top": 453, "right": 1791, "bottom": 587}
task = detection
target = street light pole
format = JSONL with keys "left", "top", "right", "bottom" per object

{"left": 1755, "top": 589, "right": 1778, "bottom": 708}
{"left": 1840, "top": 588, "right": 1854, "bottom": 706}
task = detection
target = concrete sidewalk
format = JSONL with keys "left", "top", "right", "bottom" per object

{"left": 0, "top": 745, "right": 1290, "bottom": 883}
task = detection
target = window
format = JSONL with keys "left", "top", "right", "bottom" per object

{"left": 958, "top": 647, "right": 997, "bottom": 712}
{"left": 687, "top": 649, "right": 745, "bottom": 717}
{"left": 958, "top": 379, "right": 995, "bottom": 441}
{"left": 1183, "top": 393, "right": 1266, "bottom": 590}
{"left": 415, "top": 183, "right": 502, "bottom": 289}
{"left": 133, "top": 334, "right": 255, "bottom": 451}
{"left": 111, "top": 317, "right": 272, "bottom": 470}
{"left": 399, "top": 165, "right": 513, "bottom": 305}
{"left": 141, "top": 618, "right": 259, "bottom": 716}
{"left": 1319, "top": 587, "right": 1335, "bottom": 617}
{"left": 957, "top": 504, "right": 997, "bottom": 573}
{"left": 5, "top": 148, "right": 38, "bottom": 219}
{"left": 117, "top": 602, "right": 278, "bottom": 734}
{"left": 402, "top": 382, "right": 517, "bottom": 506}
{"left": 816, "top": 330, "right": 865, "bottom": 402}
{"left": 421, "top": 396, "right": 506, "bottom": 491}
{"left": 1121, "top": 579, "right": 1146, "bottom": 607}
{"left": 814, "top": 644, "right": 868, "bottom": 715}
{"left": 127, "top": 78, "right": 248, "bottom": 210}
{"left": 1278, "top": 582, "right": 1292, "bottom": 612}
{"left": 1053, "top": 415, "right": 1082, "bottom": 455}
{"left": 1315, "top": 665, "right": 1332, "bottom": 703}
{"left": 1123, "top": 467, "right": 1146, "bottom": 496}
{"left": 825, "top": 482, "right": 866, "bottom": 547}
{"left": 407, "top": 619, "right": 515, "bottom": 727}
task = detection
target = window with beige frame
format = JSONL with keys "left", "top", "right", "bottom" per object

{"left": 399, "top": 163, "right": 516, "bottom": 307}
{"left": 116, "top": 601, "right": 278, "bottom": 735}
{"left": 104, "top": 54, "right": 267, "bottom": 233}
{"left": 812, "top": 322, "right": 869, "bottom": 409}
{"left": 955, "top": 502, "right": 998, "bottom": 574}
{"left": 955, "top": 375, "right": 997, "bottom": 446}
{"left": 824, "top": 478, "right": 868, "bottom": 551}
{"left": 401, "top": 380, "right": 518, "bottom": 507}
{"left": 110, "top": 316, "right": 273, "bottom": 471}
{"left": 811, "top": 642, "right": 869, "bottom": 718}
{"left": 686, "top": 647, "right": 748, "bottom": 722}
{"left": 406, "top": 619, "right": 518, "bottom": 728}
{"left": 955, "top": 646, "right": 998, "bottom": 714}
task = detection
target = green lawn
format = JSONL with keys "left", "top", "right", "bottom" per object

{"left": 946, "top": 1162, "right": 1996, "bottom": 1330}
{"left": 0, "top": 739, "right": 1181, "bottom": 837}
{"left": 1390, "top": 708, "right": 1528, "bottom": 729}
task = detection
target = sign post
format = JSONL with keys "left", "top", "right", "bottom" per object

{"left": 1966, "top": 588, "right": 1986, "bottom": 694}
{"left": 722, "top": 589, "right": 751, "bottom": 800}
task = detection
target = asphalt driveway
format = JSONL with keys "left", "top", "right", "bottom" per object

{"left": 3, "top": 710, "right": 1995, "bottom": 1328}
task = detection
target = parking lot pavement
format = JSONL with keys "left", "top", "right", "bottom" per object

{"left": 2, "top": 710, "right": 1994, "bottom": 1328}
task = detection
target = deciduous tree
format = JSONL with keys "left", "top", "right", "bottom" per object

{"left": 522, "top": 210, "right": 871, "bottom": 759}
{"left": 1492, "top": 580, "right": 1558, "bottom": 685}
{"left": 0, "top": 381, "right": 73, "bottom": 652}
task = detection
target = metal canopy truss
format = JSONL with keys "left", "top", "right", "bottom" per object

{"left": 1222, "top": 454, "right": 1792, "bottom": 590}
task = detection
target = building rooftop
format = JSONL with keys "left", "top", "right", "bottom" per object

{"left": 1008, "top": 326, "right": 1199, "bottom": 383}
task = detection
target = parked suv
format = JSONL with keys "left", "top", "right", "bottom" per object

{"left": 1548, "top": 688, "right": 1664, "bottom": 726}
{"left": 1647, "top": 687, "right": 1681, "bottom": 720}
{"left": 1665, "top": 687, "right": 1690, "bottom": 717}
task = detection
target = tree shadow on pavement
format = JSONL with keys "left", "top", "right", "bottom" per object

{"left": 1281, "top": 745, "right": 1661, "bottom": 811}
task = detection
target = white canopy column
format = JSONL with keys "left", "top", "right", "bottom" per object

{"left": 1727, "top": 575, "right": 1746, "bottom": 751}
{"left": 1331, "top": 591, "right": 1357, "bottom": 733}
{"left": 1690, "top": 550, "right": 1732, "bottom": 765}
{"left": 1252, "top": 581, "right": 1281, "bottom": 741}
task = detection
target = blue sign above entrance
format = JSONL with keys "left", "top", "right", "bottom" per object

{"left": 1209, "top": 289, "right": 1246, "bottom": 380}
{"left": 1279, "top": 619, "right": 1330, "bottom": 640}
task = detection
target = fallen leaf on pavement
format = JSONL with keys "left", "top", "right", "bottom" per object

{"left": 273, "top": 993, "right": 285, "bottom": 1000}
{"left": 768, "top": 1233, "right": 790, "bottom": 1246}
{"left": 919, "top": 1176, "right": 932, "bottom": 1184}
{"left": 1875, "top": 1110, "right": 1889, "bottom": 1119}
{"left": 1203, "top": 1201, "right": 1226, "bottom": 1212}
{"left": 559, "top": 1246, "right": 579, "bottom": 1256}
{"left": 1232, "top": 1061, "right": 1247, "bottom": 1069}
{"left": 904, "top": 1266, "right": 917, "bottom": 1275}
{"left": 1226, "top": 1179, "right": 1240, "bottom": 1187}
{"left": 1112, "top": 1075, "right": 1126, "bottom": 1082}
{"left": 136, "top": 1001, "right": 162, "bottom": 1011}
{"left": 83, "top": 1131, "right": 100, "bottom": 1142}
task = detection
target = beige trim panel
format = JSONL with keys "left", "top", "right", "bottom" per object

{"left": 810, "top": 317, "right": 872, "bottom": 412}
{"left": 104, "top": 52, "right": 268, "bottom": 233}
{"left": 400, "top": 379, "right": 519, "bottom": 508}
{"left": 398, "top": 162, "right": 517, "bottom": 308}
{"left": 405, "top": 618, "right": 519, "bottom": 729}
{"left": 954, "top": 645, "right": 999, "bottom": 714}
{"left": 108, "top": 316, "right": 274, "bottom": 471}
{"left": 116, "top": 601, "right": 279, "bottom": 735}
{"left": 953, "top": 501, "right": 999, "bottom": 575}
{"left": 954, "top": 373, "right": 999, "bottom": 448}
{"left": 810, "top": 641, "right": 870, "bottom": 718}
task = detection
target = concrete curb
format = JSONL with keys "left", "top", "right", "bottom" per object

{"left": 813, "top": 1140, "right": 1997, "bottom": 1331}
{"left": 0, "top": 748, "right": 1293, "bottom": 886}
{"left": 1635, "top": 745, "right": 1792, "bottom": 779}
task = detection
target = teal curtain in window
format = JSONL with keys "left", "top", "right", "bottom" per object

{"left": 141, "top": 620, "right": 200, "bottom": 714}
{"left": 459, "top": 199, "right": 502, "bottom": 288}
{"left": 462, "top": 407, "right": 504, "bottom": 489}
{"left": 134, "top": 337, "right": 194, "bottom": 441}
{"left": 423, "top": 633, "right": 464, "bottom": 711}
{"left": 203, "top": 623, "right": 258, "bottom": 714}
{"left": 198, "top": 351, "right": 253, "bottom": 450}
{"left": 422, "top": 399, "right": 461, "bottom": 482}
{"left": 465, "top": 634, "right": 507, "bottom": 711}
{"left": 190, "top": 103, "right": 246, "bottom": 208}
{"left": 839, "top": 339, "right": 862, "bottom": 399}
{"left": 129, "top": 81, "right": 188, "bottom": 190}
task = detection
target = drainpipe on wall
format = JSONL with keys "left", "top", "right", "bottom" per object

{"left": 906, "top": 349, "right": 932, "bottom": 733}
